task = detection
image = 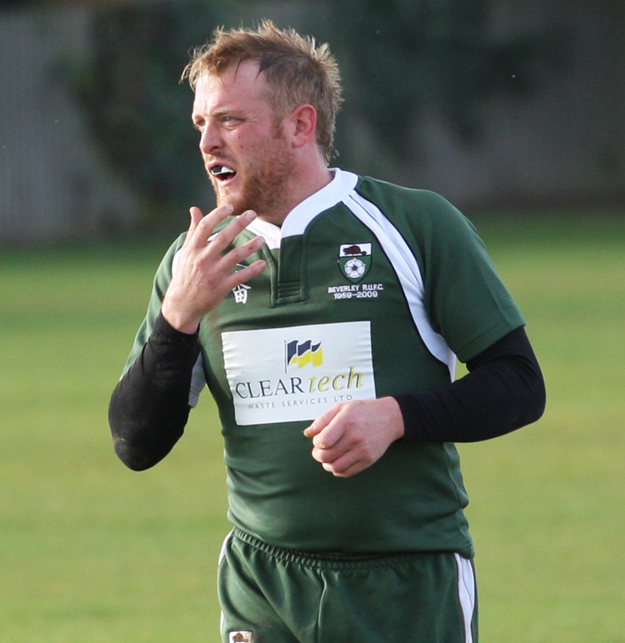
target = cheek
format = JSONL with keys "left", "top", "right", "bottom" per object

{"left": 232, "top": 135, "right": 247, "bottom": 153}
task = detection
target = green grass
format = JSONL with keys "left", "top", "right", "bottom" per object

{"left": 461, "top": 215, "right": 625, "bottom": 642}
{"left": 1, "top": 217, "right": 625, "bottom": 642}
{"left": 1, "top": 243, "right": 229, "bottom": 642}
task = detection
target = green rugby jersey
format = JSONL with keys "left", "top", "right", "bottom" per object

{"left": 125, "top": 169, "right": 524, "bottom": 557}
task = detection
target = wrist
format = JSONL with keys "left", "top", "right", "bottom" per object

{"left": 160, "top": 302, "right": 200, "bottom": 335}
{"left": 381, "top": 396, "right": 405, "bottom": 441}
{"left": 155, "top": 311, "right": 200, "bottom": 340}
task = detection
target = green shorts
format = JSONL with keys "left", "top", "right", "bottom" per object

{"left": 218, "top": 528, "right": 478, "bottom": 643}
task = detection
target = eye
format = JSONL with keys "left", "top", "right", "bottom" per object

{"left": 220, "top": 115, "right": 242, "bottom": 128}
{"left": 192, "top": 118, "right": 206, "bottom": 131}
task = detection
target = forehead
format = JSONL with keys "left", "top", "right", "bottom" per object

{"left": 192, "top": 60, "right": 270, "bottom": 115}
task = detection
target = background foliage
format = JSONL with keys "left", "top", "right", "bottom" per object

{"left": 76, "top": 0, "right": 568, "bottom": 220}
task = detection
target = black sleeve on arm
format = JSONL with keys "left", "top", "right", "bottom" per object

{"left": 108, "top": 312, "right": 201, "bottom": 471}
{"left": 394, "top": 326, "right": 546, "bottom": 443}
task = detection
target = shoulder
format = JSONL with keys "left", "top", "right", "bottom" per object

{"left": 355, "top": 176, "right": 470, "bottom": 225}
{"left": 352, "top": 176, "right": 480, "bottom": 248}
{"left": 154, "top": 232, "right": 187, "bottom": 283}
{"left": 355, "top": 176, "right": 450, "bottom": 207}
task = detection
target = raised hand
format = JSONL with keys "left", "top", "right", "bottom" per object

{"left": 161, "top": 204, "right": 266, "bottom": 334}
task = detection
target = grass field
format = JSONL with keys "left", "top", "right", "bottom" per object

{"left": 1, "top": 216, "right": 624, "bottom": 642}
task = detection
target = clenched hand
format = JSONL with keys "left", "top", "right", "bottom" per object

{"left": 303, "top": 397, "right": 405, "bottom": 478}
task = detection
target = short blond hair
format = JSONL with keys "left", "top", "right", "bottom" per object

{"left": 182, "top": 20, "right": 343, "bottom": 163}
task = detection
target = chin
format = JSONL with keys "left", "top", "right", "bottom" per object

{"left": 216, "top": 195, "right": 247, "bottom": 218}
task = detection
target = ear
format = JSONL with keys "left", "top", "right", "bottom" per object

{"left": 288, "top": 104, "right": 317, "bottom": 149}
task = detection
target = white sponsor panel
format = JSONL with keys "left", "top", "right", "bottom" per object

{"left": 222, "top": 321, "right": 376, "bottom": 425}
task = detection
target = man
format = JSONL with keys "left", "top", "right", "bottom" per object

{"left": 109, "top": 20, "right": 545, "bottom": 643}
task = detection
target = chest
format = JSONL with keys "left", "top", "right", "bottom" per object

{"left": 198, "top": 210, "right": 450, "bottom": 425}
{"left": 218, "top": 213, "right": 410, "bottom": 330}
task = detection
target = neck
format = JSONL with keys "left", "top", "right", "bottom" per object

{"left": 260, "top": 163, "right": 333, "bottom": 227}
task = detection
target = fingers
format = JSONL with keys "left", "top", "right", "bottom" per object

{"left": 222, "top": 232, "right": 266, "bottom": 273}
{"left": 189, "top": 205, "right": 206, "bottom": 232}
{"left": 221, "top": 256, "right": 267, "bottom": 293}
{"left": 185, "top": 204, "right": 234, "bottom": 249}
{"left": 182, "top": 205, "right": 266, "bottom": 282}
{"left": 305, "top": 409, "right": 353, "bottom": 475}
{"left": 303, "top": 405, "right": 342, "bottom": 441}
{"left": 187, "top": 205, "right": 257, "bottom": 255}
{"left": 207, "top": 209, "right": 258, "bottom": 255}
{"left": 323, "top": 458, "right": 367, "bottom": 479}
{"left": 316, "top": 441, "right": 366, "bottom": 478}
{"left": 186, "top": 206, "right": 266, "bottom": 272}
{"left": 163, "top": 204, "right": 266, "bottom": 333}
{"left": 311, "top": 431, "right": 351, "bottom": 466}
{"left": 183, "top": 204, "right": 228, "bottom": 250}
{"left": 307, "top": 404, "right": 352, "bottom": 466}
{"left": 305, "top": 398, "right": 405, "bottom": 478}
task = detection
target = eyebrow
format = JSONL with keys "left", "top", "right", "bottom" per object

{"left": 193, "top": 106, "right": 249, "bottom": 122}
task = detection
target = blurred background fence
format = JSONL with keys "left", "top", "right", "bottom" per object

{"left": 1, "top": 0, "right": 624, "bottom": 245}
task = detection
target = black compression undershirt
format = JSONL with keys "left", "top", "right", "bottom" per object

{"left": 109, "top": 315, "right": 545, "bottom": 470}
{"left": 395, "top": 325, "right": 545, "bottom": 442}
{"left": 109, "top": 313, "right": 200, "bottom": 470}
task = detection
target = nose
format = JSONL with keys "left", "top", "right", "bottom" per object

{"left": 199, "top": 121, "right": 223, "bottom": 155}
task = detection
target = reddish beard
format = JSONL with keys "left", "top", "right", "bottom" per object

{"left": 209, "top": 126, "right": 295, "bottom": 221}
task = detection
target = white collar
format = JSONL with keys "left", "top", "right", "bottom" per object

{"left": 246, "top": 168, "right": 359, "bottom": 249}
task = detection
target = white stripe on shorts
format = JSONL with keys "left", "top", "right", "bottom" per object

{"left": 454, "top": 553, "right": 476, "bottom": 643}
{"left": 219, "top": 532, "right": 234, "bottom": 638}
{"left": 219, "top": 530, "right": 233, "bottom": 565}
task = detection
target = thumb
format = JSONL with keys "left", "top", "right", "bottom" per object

{"left": 303, "top": 421, "right": 321, "bottom": 438}
{"left": 303, "top": 404, "right": 343, "bottom": 439}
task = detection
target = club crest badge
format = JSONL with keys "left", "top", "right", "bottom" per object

{"left": 229, "top": 631, "right": 254, "bottom": 643}
{"left": 338, "top": 243, "right": 372, "bottom": 282}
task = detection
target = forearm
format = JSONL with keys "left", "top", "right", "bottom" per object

{"left": 109, "top": 312, "right": 201, "bottom": 470}
{"left": 395, "top": 327, "right": 546, "bottom": 442}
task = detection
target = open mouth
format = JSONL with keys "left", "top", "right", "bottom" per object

{"left": 210, "top": 165, "right": 237, "bottom": 182}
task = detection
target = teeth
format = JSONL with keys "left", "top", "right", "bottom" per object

{"left": 211, "top": 165, "right": 235, "bottom": 177}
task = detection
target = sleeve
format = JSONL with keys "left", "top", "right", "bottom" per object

{"left": 109, "top": 313, "right": 201, "bottom": 470}
{"left": 108, "top": 234, "right": 206, "bottom": 471}
{"left": 390, "top": 190, "right": 544, "bottom": 441}
{"left": 395, "top": 326, "right": 546, "bottom": 442}
{"left": 409, "top": 191, "right": 526, "bottom": 363}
